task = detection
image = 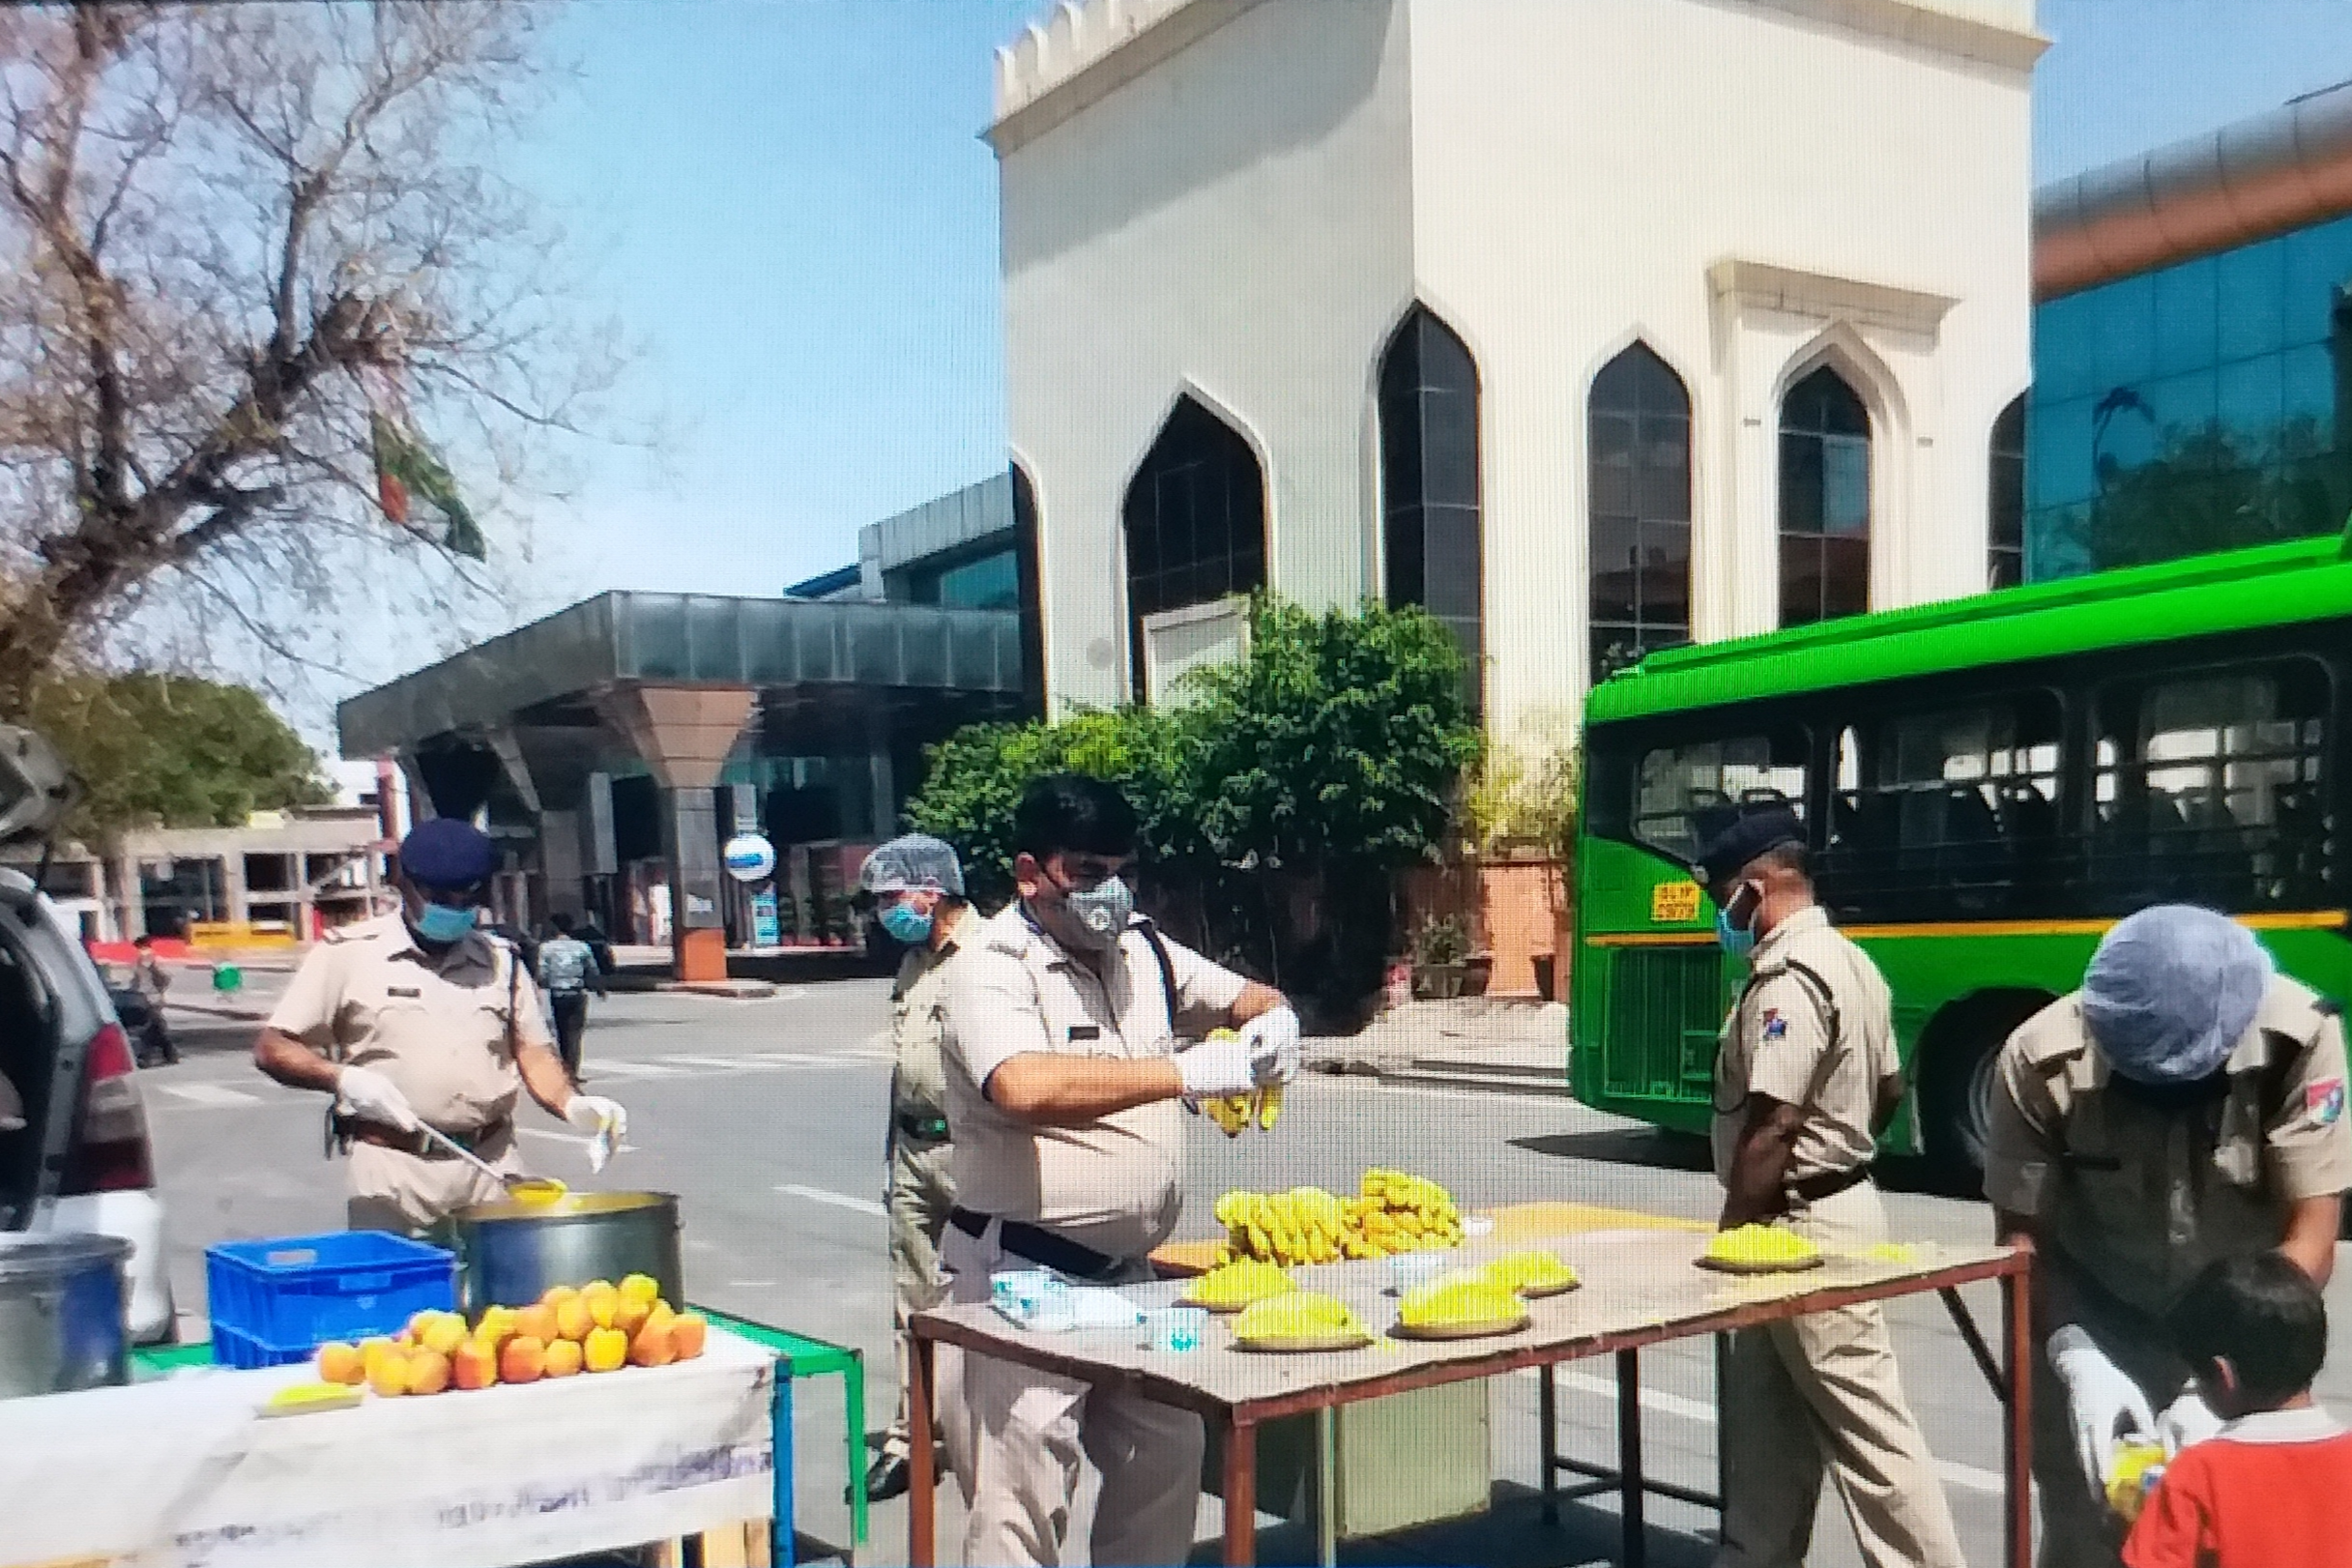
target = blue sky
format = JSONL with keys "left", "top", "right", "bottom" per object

{"left": 504, "top": 0, "right": 2352, "bottom": 620}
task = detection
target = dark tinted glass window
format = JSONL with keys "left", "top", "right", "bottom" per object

{"left": 1817, "top": 694, "right": 2064, "bottom": 921}
{"left": 2025, "top": 212, "right": 2352, "bottom": 580}
{"left": 1779, "top": 366, "right": 1871, "bottom": 626}
{"left": 1379, "top": 307, "right": 1483, "bottom": 706}
{"left": 2090, "top": 660, "right": 2334, "bottom": 911}
{"left": 1588, "top": 342, "right": 1692, "bottom": 680}
{"left": 1989, "top": 396, "right": 2025, "bottom": 590}
{"left": 1122, "top": 396, "right": 1266, "bottom": 695}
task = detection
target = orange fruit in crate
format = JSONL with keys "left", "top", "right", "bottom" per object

{"left": 366, "top": 1350, "right": 411, "bottom": 1398}
{"left": 584, "top": 1326, "right": 628, "bottom": 1373}
{"left": 671, "top": 1314, "right": 709, "bottom": 1361}
{"left": 513, "top": 1303, "right": 559, "bottom": 1345}
{"left": 408, "top": 1349, "right": 452, "bottom": 1396}
{"left": 499, "top": 1335, "right": 546, "bottom": 1384}
{"left": 452, "top": 1341, "right": 499, "bottom": 1391}
{"left": 628, "top": 1319, "right": 676, "bottom": 1368}
{"left": 315, "top": 1342, "right": 364, "bottom": 1385}
{"left": 544, "top": 1338, "right": 585, "bottom": 1378}
{"left": 553, "top": 1296, "right": 594, "bottom": 1344}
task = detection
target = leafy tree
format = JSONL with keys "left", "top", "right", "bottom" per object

{"left": 2045, "top": 418, "right": 2352, "bottom": 576}
{"left": 25, "top": 671, "right": 331, "bottom": 847}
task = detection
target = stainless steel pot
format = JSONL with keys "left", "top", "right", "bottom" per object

{"left": 443, "top": 1191, "right": 683, "bottom": 1314}
{"left": 0, "top": 1232, "right": 131, "bottom": 1398}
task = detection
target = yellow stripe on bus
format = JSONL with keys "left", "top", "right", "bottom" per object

{"left": 1583, "top": 909, "right": 2350, "bottom": 948}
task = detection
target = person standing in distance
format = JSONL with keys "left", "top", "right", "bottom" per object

{"left": 252, "top": 820, "right": 629, "bottom": 1234}
{"left": 939, "top": 773, "right": 1300, "bottom": 1568}
{"left": 536, "top": 913, "right": 604, "bottom": 1086}
{"left": 1985, "top": 904, "right": 2351, "bottom": 1568}
{"left": 1697, "top": 801, "right": 1966, "bottom": 1568}
{"left": 855, "top": 833, "right": 973, "bottom": 1503}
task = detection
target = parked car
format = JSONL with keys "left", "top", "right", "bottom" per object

{"left": 0, "top": 725, "right": 174, "bottom": 1343}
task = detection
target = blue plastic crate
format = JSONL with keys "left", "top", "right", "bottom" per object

{"left": 205, "top": 1232, "right": 455, "bottom": 1367}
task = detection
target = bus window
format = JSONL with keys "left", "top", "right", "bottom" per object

{"left": 1631, "top": 731, "right": 1808, "bottom": 861}
{"left": 1822, "top": 696, "right": 2063, "bottom": 919}
{"left": 2092, "top": 661, "right": 2332, "bottom": 911}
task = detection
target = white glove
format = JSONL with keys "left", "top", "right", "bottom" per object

{"left": 2157, "top": 1389, "right": 2224, "bottom": 1456}
{"left": 2048, "top": 1326, "right": 2157, "bottom": 1497}
{"left": 565, "top": 1094, "right": 628, "bottom": 1174}
{"left": 1174, "top": 1034, "right": 1257, "bottom": 1100}
{"left": 1237, "top": 1005, "right": 1303, "bottom": 1087}
{"left": 335, "top": 1064, "right": 419, "bottom": 1132}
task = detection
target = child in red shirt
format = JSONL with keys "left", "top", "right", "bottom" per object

{"left": 2124, "top": 1253, "right": 2352, "bottom": 1568}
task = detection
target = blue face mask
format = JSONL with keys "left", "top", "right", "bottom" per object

{"left": 412, "top": 900, "right": 478, "bottom": 945}
{"left": 1715, "top": 887, "right": 1758, "bottom": 960}
{"left": 879, "top": 900, "right": 934, "bottom": 944}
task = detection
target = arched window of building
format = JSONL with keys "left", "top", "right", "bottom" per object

{"left": 1379, "top": 306, "right": 1483, "bottom": 703}
{"left": 1010, "top": 461, "right": 1045, "bottom": 715}
{"left": 1122, "top": 395, "right": 1266, "bottom": 695}
{"left": 1989, "top": 396, "right": 2026, "bottom": 591}
{"left": 1587, "top": 341, "right": 1693, "bottom": 679}
{"left": 1779, "top": 365, "right": 1873, "bottom": 625}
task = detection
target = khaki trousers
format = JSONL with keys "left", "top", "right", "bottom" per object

{"left": 2030, "top": 1292, "right": 2192, "bottom": 1568}
{"left": 1715, "top": 1181, "right": 1966, "bottom": 1568}
{"left": 883, "top": 1135, "right": 956, "bottom": 1463}
{"left": 343, "top": 1127, "right": 522, "bottom": 1235}
{"left": 938, "top": 1222, "right": 1204, "bottom": 1568}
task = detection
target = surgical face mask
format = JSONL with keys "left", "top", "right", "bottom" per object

{"left": 1714, "top": 884, "right": 1759, "bottom": 960}
{"left": 879, "top": 898, "right": 934, "bottom": 944}
{"left": 1048, "top": 873, "right": 1134, "bottom": 951}
{"left": 411, "top": 899, "right": 478, "bottom": 945}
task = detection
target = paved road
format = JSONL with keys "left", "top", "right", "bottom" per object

{"left": 141, "top": 983, "right": 2352, "bottom": 1566}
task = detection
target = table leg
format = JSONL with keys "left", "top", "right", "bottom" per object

{"left": 1223, "top": 1416, "right": 1259, "bottom": 1568}
{"left": 1315, "top": 1407, "right": 1338, "bottom": 1568}
{"left": 907, "top": 1338, "right": 937, "bottom": 1568}
{"left": 771, "top": 1368, "right": 796, "bottom": 1568}
{"left": 1713, "top": 1334, "right": 1728, "bottom": 1518}
{"left": 1538, "top": 1363, "right": 1559, "bottom": 1526}
{"left": 2004, "top": 1268, "right": 2033, "bottom": 1568}
{"left": 845, "top": 1348, "right": 868, "bottom": 1550}
{"left": 1618, "top": 1349, "right": 1644, "bottom": 1568}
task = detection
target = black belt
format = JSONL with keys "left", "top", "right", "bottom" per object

{"left": 334, "top": 1114, "right": 511, "bottom": 1160}
{"left": 895, "top": 1111, "right": 951, "bottom": 1145}
{"left": 1786, "top": 1163, "right": 1874, "bottom": 1206}
{"left": 949, "top": 1206, "right": 1124, "bottom": 1283}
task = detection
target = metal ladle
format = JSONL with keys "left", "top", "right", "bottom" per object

{"left": 414, "top": 1123, "right": 567, "bottom": 1204}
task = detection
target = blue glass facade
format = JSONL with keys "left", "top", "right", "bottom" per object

{"left": 2028, "top": 212, "right": 2352, "bottom": 578}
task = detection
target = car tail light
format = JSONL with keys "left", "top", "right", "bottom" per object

{"left": 59, "top": 1022, "right": 154, "bottom": 1194}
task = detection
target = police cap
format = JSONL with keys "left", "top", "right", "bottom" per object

{"left": 397, "top": 819, "right": 499, "bottom": 891}
{"left": 1689, "top": 800, "right": 1804, "bottom": 887}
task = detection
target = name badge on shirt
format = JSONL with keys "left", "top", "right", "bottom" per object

{"left": 1067, "top": 1025, "right": 1101, "bottom": 1042}
{"left": 387, "top": 986, "right": 421, "bottom": 999}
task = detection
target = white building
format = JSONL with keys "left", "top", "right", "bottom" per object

{"left": 991, "top": 0, "right": 2045, "bottom": 747}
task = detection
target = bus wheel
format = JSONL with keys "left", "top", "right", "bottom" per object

{"left": 1919, "top": 991, "right": 2055, "bottom": 1193}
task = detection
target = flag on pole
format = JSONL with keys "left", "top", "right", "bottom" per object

{"left": 370, "top": 413, "right": 485, "bottom": 560}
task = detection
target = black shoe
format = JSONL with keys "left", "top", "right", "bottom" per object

{"left": 861, "top": 1452, "right": 911, "bottom": 1502}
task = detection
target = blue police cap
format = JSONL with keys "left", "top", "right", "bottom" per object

{"left": 1689, "top": 800, "right": 1804, "bottom": 887}
{"left": 397, "top": 819, "right": 499, "bottom": 891}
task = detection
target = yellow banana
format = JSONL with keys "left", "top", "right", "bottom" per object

{"left": 1258, "top": 1087, "right": 1282, "bottom": 1130}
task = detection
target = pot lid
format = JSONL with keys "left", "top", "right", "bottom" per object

{"left": 455, "top": 1190, "right": 677, "bottom": 1223}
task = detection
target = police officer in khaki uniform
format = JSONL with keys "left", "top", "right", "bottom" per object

{"left": 1696, "top": 803, "right": 1967, "bottom": 1568}
{"left": 253, "top": 820, "right": 630, "bottom": 1234}
{"left": 939, "top": 773, "right": 1300, "bottom": 1568}
{"left": 857, "top": 834, "right": 973, "bottom": 1503}
{"left": 1986, "top": 903, "right": 2351, "bottom": 1568}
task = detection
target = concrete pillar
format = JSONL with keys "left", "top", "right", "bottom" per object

{"left": 595, "top": 685, "right": 756, "bottom": 983}
{"left": 865, "top": 709, "right": 896, "bottom": 840}
{"left": 112, "top": 854, "right": 144, "bottom": 941}
{"left": 540, "top": 809, "right": 588, "bottom": 922}
{"left": 222, "top": 855, "right": 250, "bottom": 927}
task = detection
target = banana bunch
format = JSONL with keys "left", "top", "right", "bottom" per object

{"left": 1703, "top": 1224, "right": 1821, "bottom": 1267}
{"left": 1397, "top": 1273, "right": 1524, "bottom": 1331}
{"left": 1234, "top": 1291, "right": 1367, "bottom": 1344}
{"left": 1199, "top": 1030, "right": 1283, "bottom": 1138}
{"left": 1187, "top": 1258, "right": 1296, "bottom": 1310}
{"left": 1214, "top": 1187, "right": 1350, "bottom": 1266}
{"left": 1483, "top": 1250, "right": 1579, "bottom": 1295}
{"left": 1347, "top": 1168, "right": 1465, "bottom": 1257}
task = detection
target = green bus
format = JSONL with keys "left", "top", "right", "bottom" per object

{"left": 1572, "top": 525, "right": 2352, "bottom": 1184}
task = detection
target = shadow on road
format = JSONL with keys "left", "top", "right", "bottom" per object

{"left": 1185, "top": 1482, "right": 1714, "bottom": 1568}
{"left": 1510, "top": 1126, "right": 1982, "bottom": 1203}
{"left": 150, "top": 1018, "right": 259, "bottom": 1059}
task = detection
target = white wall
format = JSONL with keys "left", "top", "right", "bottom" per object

{"left": 999, "top": 0, "right": 1417, "bottom": 712}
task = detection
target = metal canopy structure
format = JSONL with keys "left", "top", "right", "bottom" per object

{"left": 338, "top": 591, "right": 1024, "bottom": 761}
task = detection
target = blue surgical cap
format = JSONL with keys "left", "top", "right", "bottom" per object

{"left": 858, "top": 834, "right": 964, "bottom": 897}
{"left": 2082, "top": 906, "right": 2273, "bottom": 1085}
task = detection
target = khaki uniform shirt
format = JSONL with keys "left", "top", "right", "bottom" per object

{"left": 268, "top": 913, "right": 556, "bottom": 1133}
{"left": 1711, "top": 906, "right": 1899, "bottom": 1186}
{"left": 1986, "top": 973, "right": 2352, "bottom": 1318}
{"left": 890, "top": 903, "right": 971, "bottom": 1123}
{"left": 942, "top": 904, "right": 1247, "bottom": 1261}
